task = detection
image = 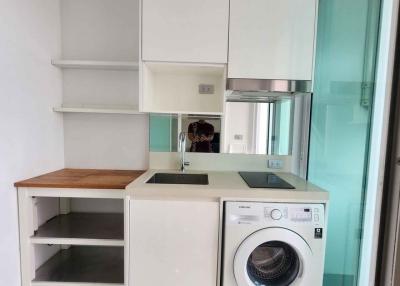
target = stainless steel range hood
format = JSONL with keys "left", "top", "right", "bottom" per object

{"left": 226, "top": 79, "right": 312, "bottom": 103}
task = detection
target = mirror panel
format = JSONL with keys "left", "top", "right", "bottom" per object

{"left": 150, "top": 115, "right": 222, "bottom": 153}
{"left": 149, "top": 95, "right": 309, "bottom": 156}
{"left": 223, "top": 99, "right": 293, "bottom": 155}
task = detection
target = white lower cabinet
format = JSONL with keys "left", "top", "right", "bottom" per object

{"left": 130, "top": 199, "right": 220, "bottom": 286}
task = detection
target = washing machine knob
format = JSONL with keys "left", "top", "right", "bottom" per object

{"left": 271, "top": 209, "right": 282, "bottom": 220}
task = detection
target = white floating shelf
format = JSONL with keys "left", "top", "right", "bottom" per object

{"left": 53, "top": 105, "right": 144, "bottom": 115}
{"left": 51, "top": 59, "right": 139, "bottom": 71}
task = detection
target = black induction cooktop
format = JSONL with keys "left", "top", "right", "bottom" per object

{"left": 239, "top": 172, "right": 295, "bottom": 189}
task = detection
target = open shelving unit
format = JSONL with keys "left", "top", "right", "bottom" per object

{"left": 53, "top": 0, "right": 143, "bottom": 117}
{"left": 19, "top": 195, "right": 127, "bottom": 286}
{"left": 51, "top": 0, "right": 148, "bottom": 168}
{"left": 52, "top": 60, "right": 139, "bottom": 71}
{"left": 53, "top": 59, "right": 140, "bottom": 115}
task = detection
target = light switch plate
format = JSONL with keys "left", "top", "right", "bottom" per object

{"left": 268, "top": 159, "right": 284, "bottom": 169}
{"left": 199, "top": 84, "right": 215, "bottom": 94}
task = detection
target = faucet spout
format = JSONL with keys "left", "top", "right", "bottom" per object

{"left": 179, "top": 132, "right": 189, "bottom": 172}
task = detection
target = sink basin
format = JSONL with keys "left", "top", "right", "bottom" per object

{"left": 146, "top": 173, "right": 209, "bottom": 185}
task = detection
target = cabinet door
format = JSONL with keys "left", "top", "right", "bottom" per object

{"left": 130, "top": 200, "right": 220, "bottom": 286}
{"left": 228, "top": 0, "right": 317, "bottom": 80}
{"left": 141, "top": 0, "right": 229, "bottom": 63}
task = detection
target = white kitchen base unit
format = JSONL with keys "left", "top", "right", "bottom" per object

{"left": 130, "top": 199, "right": 220, "bottom": 286}
{"left": 17, "top": 188, "right": 129, "bottom": 286}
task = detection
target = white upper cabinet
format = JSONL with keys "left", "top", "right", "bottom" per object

{"left": 228, "top": 0, "right": 318, "bottom": 80}
{"left": 141, "top": 0, "right": 229, "bottom": 63}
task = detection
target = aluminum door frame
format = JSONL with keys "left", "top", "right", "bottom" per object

{"left": 376, "top": 7, "right": 400, "bottom": 284}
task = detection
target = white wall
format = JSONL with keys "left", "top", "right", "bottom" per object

{"left": 64, "top": 113, "right": 148, "bottom": 169}
{"left": 0, "top": 0, "right": 64, "bottom": 285}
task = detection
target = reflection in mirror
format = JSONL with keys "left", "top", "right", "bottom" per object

{"left": 183, "top": 116, "right": 221, "bottom": 153}
{"left": 150, "top": 114, "right": 221, "bottom": 153}
{"left": 149, "top": 95, "right": 310, "bottom": 156}
{"left": 223, "top": 99, "right": 293, "bottom": 155}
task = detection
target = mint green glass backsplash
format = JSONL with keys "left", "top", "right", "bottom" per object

{"left": 309, "top": 0, "right": 381, "bottom": 285}
{"left": 149, "top": 115, "right": 174, "bottom": 152}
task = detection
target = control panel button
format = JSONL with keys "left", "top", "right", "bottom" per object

{"left": 271, "top": 209, "right": 283, "bottom": 220}
{"left": 314, "top": 214, "right": 319, "bottom": 222}
{"left": 283, "top": 208, "right": 288, "bottom": 219}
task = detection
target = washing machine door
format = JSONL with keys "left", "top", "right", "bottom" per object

{"left": 234, "top": 227, "right": 312, "bottom": 286}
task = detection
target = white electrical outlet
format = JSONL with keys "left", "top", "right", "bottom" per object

{"left": 268, "top": 159, "right": 284, "bottom": 169}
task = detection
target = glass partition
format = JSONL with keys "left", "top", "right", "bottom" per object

{"left": 308, "top": 0, "right": 381, "bottom": 285}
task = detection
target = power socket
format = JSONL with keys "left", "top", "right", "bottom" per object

{"left": 268, "top": 159, "right": 284, "bottom": 169}
{"left": 199, "top": 84, "right": 215, "bottom": 94}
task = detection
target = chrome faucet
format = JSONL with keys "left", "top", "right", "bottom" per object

{"left": 179, "top": 131, "right": 190, "bottom": 172}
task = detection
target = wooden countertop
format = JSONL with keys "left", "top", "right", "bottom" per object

{"left": 15, "top": 168, "right": 146, "bottom": 189}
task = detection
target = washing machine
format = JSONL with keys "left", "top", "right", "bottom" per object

{"left": 221, "top": 201, "right": 327, "bottom": 286}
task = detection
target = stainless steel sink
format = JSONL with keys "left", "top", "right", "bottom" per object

{"left": 146, "top": 173, "right": 209, "bottom": 185}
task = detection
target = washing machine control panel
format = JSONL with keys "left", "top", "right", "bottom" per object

{"left": 226, "top": 202, "right": 325, "bottom": 227}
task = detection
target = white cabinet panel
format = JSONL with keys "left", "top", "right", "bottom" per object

{"left": 130, "top": 200, "right": 219, "bottom": 286}
{"left": 141, "top": 0, "right": 229, "bottom": 63}
{"left": 228, "top": 0, "right": 317, "bottom": 80}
